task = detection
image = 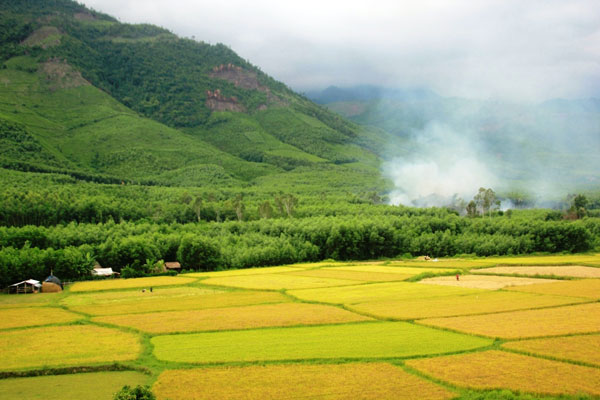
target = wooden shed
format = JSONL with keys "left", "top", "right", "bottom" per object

{"left": 165, "top": 262, "right": 181, "bottom": 272}
{"left": 9, "top": 279, "right": 41, "bottom": 294}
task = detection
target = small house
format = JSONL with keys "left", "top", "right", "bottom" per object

{"left": 92, "top": 267, "right": 118, "bottom": 277}
{"left": 9, "top": 279, "right": 41, "bottom": 294}
{"left": 42, "top": 275, "right": 63, "bottom": 293}
{"left": 165, "top": 262, "right": 181, "bottom": 272}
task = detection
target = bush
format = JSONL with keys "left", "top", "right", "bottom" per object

{"left": 114, "top": 385, "right": 155, "bottom": 400}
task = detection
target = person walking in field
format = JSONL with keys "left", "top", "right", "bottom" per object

{"left": 456, "top": 274, "right": 460, "bottom": 281}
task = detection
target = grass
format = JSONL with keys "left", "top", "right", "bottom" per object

{"left": 0, "top": 307, "right": 82, "bottom": 330}
{"left": 288, "top": 281, "right": 483, "bottom": 305}
{"left": 502, "top": 334, "right": 600, "bottom": 366}
{"left": 68, "top": 276, "right": 197, "bottom": 292}
{"left": 419, "top": 275, "right": 558, "bottom": 290}
{"left": 418, "top": 302, "right": 600, "bottom": 339}
{"left": 153, "top": 363, "right": 456, "bottom": 400}
{"left": 0, "top": 293, "right": 60, "bottom": 308}
{"left": 348, "top": 291, "right": 588, "bottom": 320}
{"left": 201, "top": 273, "right": 359, "bottom": 290}
{"left": 0, "top": 324, "right": 141, "bottom": 371}
{"left": 0, "top": 371, "right": 150, "bottom": 400}
{"left": 473, "top": 266, "right": 600, "bottom": 278}
{"left": 151, "top": 321, "right": 493, "bottom": 363}
{"left": 92, "top": 303, "right": 371, "bottom": 333}
{"left": 505, "top": 279, "right": 600, "bottom": 299}
{"left": 406, "top": 350, "right": 600, "bottom": 397}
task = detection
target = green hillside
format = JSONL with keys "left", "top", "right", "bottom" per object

{"left": 0, "top": 0, "right": 386, "bottom": 189}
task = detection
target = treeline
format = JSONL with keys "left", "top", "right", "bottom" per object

{"left": 1, "top": 215, "right": 598, "bottom": 288}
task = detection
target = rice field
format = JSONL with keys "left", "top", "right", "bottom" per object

{"left": 418, "top": 302, "right": 600, "bottom": 338}
{"left": 0, "top": 371, "right": 150, "bottom": 400}
{"left": 151, "top": 321, "right": 492, "bottom": 363}
{"left": 153, "top": 363, "right": 456, "bottom": 400}
{"left": 473, "top": 265, "right": 600, "bottom": 278}
{"left": 505, "top": 278, "right": 600, "bottom": 299}
{"left": 201, "top": 273, "right": 359, "bottom": 290}
{"left": 69, "top": 276, "right": 197, "bottom": 292}
{"left": 92, "top": 302, "right": 371, "bottom": 333}
{"left": 0, "top": 324, "right": 141, "bottom": 371}
{"left": 502, "top": 334, "right": 600, "bottom": 366}
{"left": 288, "top": 281, "right": 483, "bottom": 304}
{"left": 283, "top": 268, "right": 411, "bottom": 282}
{"left": 348, "top": 290, "right": 588, "bottom": 320}
{"left": 419, "top": 274, "right": 558, "bottom": 289}
{"left": 62, "top": 288, "right": 287, "bottom": 316}
{"left": 406, "top": 350, "right": 600, "bottom": 396}
{"left": 2, "top": 254, "right": 599, "bottom": 398}
{"left": 0, "top": 307, "right": 82, "bottom": 330}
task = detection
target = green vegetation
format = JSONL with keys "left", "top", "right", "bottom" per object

{"left": 151, "top": 322, "right": 492, "bottom": 363}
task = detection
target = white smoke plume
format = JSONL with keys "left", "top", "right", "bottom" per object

{"left": 385, "top": 122, "right": 498, "bottom": 207}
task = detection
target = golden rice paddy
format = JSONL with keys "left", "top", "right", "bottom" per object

{"left": 406, "top": 350, "right": 600, "bottom": 396}
{"left": 0, "top": 324, "right": 140, "bottom": 371}
{"left": 485, "top": 254, "right": 600, "bottom": 266}
{"left": 0, "top": 371, "right": 150, "bottom": 400}
{"left": 289, "top": 281, "right": 483, "bottom": 305}
{"left": 506, "top": 278, "right": 600, "bottom": 299}
{"left": 62, "top": 287, "right": 288, "bottom": 316}
{"left": 68, "top": 276, "right": 197, "bottom": 292}
{"left": 348, "top": 291, "right": 587, "bottom": 320}
{"left": 419, "top": 274, "right": 558, "bottom": 290}
{"left": 92, "top": 302, "right": 371, "bottom": 333}
{"left": 0, "top": 307, "right": 82, "bottom": 330}
{"left": 153, "top": 363, "right": 456, "bottom": 400}
{"left": 503, "top": 334, "right": 600, "bottom": 366}
{"left": 202, "top": 273, "right": 359, "bottom": 290}
{"left": 474, "top": 265, "right": 600, "bottom": 278}
{"left": 283, "top": 268, "right": 411, "bottom": 282}
{"left": 418, "top": 302, "right": 600, "bottom": 338}
{"left": 388, "top": 259, "right": 495, "bottom": 268}
{"left": 328, "top": 265, "right": 458, "bottom": 275}
{"left": 181, "top": 266, "right": 302, "bottom": 278}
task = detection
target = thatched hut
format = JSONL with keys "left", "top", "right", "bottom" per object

{"left": 9, "top": 279, "right": 41, "bottom": 294}
{"left": 165, "top": 262, "right": 181, "bottom": 272}
{"left": 42, "top": 275, "right": 63, "bottom": 292}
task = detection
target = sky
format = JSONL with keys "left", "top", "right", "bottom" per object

{"left": 79, "top": 0, "right": 600, "bottom": 101}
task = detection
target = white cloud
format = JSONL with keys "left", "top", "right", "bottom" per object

{"left": 80, "top": 0, "right": 600, "bottom": 100}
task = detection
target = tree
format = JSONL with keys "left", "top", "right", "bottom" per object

{"left": 191, "top": 195, "right": 202, "bottom": 222}
{"left": 258, "top": 200, "right": 273, "bottom": 219}
{"left": 473, "top": 187, "right": 497, "bottom": 218}
{"left": 275, "top": 194, "right": 298, "bottom": 218}
{"left": 570, "top": 194, "right": 588, "bottom": 219}
{"left": 466, "top": 200, "right": 478, "bottom": 218}
{"left": 232, "top": 194, "right": 244, "bottom": 221}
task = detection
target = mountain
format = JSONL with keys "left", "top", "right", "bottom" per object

{"left": 0, "top": 0, "right": 391, "bottom": 191}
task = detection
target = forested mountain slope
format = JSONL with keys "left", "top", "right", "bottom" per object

{"left": 0, "top": 0, "right": 390, "bottom": 187}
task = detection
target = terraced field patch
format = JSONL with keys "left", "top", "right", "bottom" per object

{"left": 503, "top": 334, "right": 600, "bottom": 366}
{"left": 152, "top": 321, "right": 492, "bottom": 363}
{"left": 93, "top": 302, "right": 371, "bottom": 333}
{"left": 0, "top": 324, "right": 140, "bottom": 371}
{"left": 483, "top": 254, "right": 600, "bottom": 266}
{"left": 418, "top": 302, "right": 600, "bottom": 338}
{"left": 62, "top": 287, "right": 288, "bottom": 316}
{"left": 69, "top": 276, "right": 196, "bottom": 292}
{"left": 406, "top": 350, "right": 600, "bottom": 397}
{"left": 0, "top": 307, "right": 82, "bottom": 330}
{"left": 506, "top": 278, "right": 600, "bottom": 299}
{"left": 283, "top": 268, "right": 410, "bottom": 282}
{"left": 420, "top": 274, "right": 557, "bottom": 289}
{"left": 328, "top": 265, "right": 457, "bottom": 275}
{"left": 389, "top": 260, "right": 494, "bottom": 268}
{"left": 474, "top": 265, "right": 600, "bottom": 278}
{"left": 153, "top": 363, "right": 456, "bottom": 400}
{"left": 0, "top": 293, "right": 58, "bottom": 308}
{"left": 349, "top": 291, "right": 588, "bottom": 320}
{"left": 182, "top": 266, "right": 302, "bottom": 278}
{"left": 0, "top": 371, "right": 150, "bottom": 400}
{"left": 202, "top": 273, "right": 359, "bottom": 290}
{"left": 289, "top": 282, "right": 483, "bottom": 305}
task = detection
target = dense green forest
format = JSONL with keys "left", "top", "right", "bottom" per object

{"left": 0, "top": 0, "right": 598, "bottom": 288}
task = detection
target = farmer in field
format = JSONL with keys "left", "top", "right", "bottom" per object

{"left": 456, "top": 274, "right": 460, "bottom": 281}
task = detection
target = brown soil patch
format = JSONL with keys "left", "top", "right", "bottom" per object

{"left": 419, "top": 274, "right": 557, "bottom": 290}
{"left": 40, "top": 58, "right": 90, "bottom": 90}
{"left": 205, "top": 89, "right": 245, "bottom": 112}
{"left": 474, "top": 265, "right": 600, "bottom": 278}
{"left": 21, "top": 26, "right": 61, "bottom": 49}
